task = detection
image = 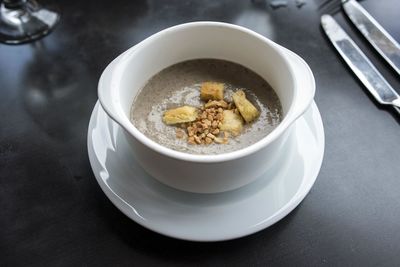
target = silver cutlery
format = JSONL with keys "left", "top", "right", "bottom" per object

{"left": 342, "top": 0, "right": 400, "bottom": 76}
{"left": 321, "top": 14, "right": 400, "bottom": 114}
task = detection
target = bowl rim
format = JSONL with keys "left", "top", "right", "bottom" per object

{"left": 99, "top": 21, "right": 311, "bottom": 163}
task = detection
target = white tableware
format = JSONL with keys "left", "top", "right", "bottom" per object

{"left": 97, "top": 21, "right": 315, "bottom": 193}
{"left": 87, "top": 100, "right": 324, "bottom": 241}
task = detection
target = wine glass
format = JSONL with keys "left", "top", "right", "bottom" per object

{"left": 0, "top": 0, "right": 59, "bottom": 44}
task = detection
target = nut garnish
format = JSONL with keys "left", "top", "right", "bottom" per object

{"left": 184, "top": 103, "right": 229, "bottom": 145}
{"left": 176, "top": 129, "right": 185, "bottom": 139}
{"left": 163, "top": 83, "right": 260, "bottom": 146}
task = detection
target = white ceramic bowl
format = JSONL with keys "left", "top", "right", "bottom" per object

{"left": 98, "top": 22, "right": 315, "bottom": 193}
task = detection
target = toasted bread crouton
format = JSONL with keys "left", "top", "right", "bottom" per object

{"left": 163, "top": 106, "right": 198, "bottom": 125}
{"left": 219, "top": 110, "right": 243, "bottom": 136}
{"left": 232, "top": 90, "right": 259, "bottom": 123}
{"left": 204, "top": 100, "right": 228, "bottom": 109}
{"left": 200, "top": 82, "right": 224, "bottom": 101}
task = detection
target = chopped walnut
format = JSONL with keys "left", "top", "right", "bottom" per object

{"left": 181, "top": 99, "right": 232, "bottom": 145}
{"left": 194, "top": 135, "right": 201, "bottom": 144}
{"left": 188, "top": 136, "right": 196, "bottom": 145}
{"left": 176, "top": 129, "right": 185, "bottom": 139}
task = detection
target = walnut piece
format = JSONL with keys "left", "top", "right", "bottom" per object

{"left": 176, "top": 129, "right": 185, "bottom": 139}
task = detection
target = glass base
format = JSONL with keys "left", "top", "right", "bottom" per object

{"left": 0, "top": 0, "right": 59, "bottom": 44}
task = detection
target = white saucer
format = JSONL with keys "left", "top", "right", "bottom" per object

{"left": 87, "top": 101, "right": 324, "bottom": 241}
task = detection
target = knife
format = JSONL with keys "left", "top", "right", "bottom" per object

{"left": 321, "top": 14, "right": 400, "bottom": 114}
{"left": 342, "top": 0, "right": 400, "bottom": 76}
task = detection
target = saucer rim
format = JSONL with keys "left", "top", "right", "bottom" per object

{"left": 87, "top": 101, "right": 324, "bottom": 241}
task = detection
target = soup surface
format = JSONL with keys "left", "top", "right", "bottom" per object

{"left": 130, "top": 59, "right": 282, "bottom": 154}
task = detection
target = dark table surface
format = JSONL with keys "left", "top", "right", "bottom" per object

{"left": 1, "top": 0, "right": 400, "bottom": 266}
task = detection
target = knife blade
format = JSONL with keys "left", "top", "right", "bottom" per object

{"left": 342, "top": 0, "right": 400, "bottom": 76}
{"left": 321, "top": 14, "right": 400, "bottom": 113}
